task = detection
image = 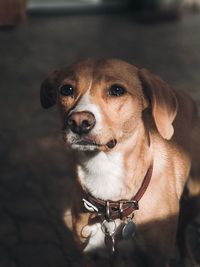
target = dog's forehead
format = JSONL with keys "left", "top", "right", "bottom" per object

{"left": 64, "top": 59, "right": 139, "bottom": 83}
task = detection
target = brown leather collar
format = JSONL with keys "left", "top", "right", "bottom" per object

{"left": 82, "top": 164, "right": 153, "bottom": 221}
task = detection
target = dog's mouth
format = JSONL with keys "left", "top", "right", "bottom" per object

{"left": 70, "top": 138, "right": 117, "bottom": 151}
{"left": 72, "top": 139, "right": 100, "bottom": 151}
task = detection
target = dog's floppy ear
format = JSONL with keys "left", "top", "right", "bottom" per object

{"left": 40, "top": 70, "right": 63, "bottom": 109}
{"left": 139, "top": 68, "right": 178, "bottom": 140}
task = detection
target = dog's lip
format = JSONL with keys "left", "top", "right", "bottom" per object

{"left": 106, "top": 139, "right": 117, "bottom": 149}
{"left": 72, "top": 138, "right": 117, "bottom": 149}
{"left": 75, "top": 140, "right": 100, "bottom": 147}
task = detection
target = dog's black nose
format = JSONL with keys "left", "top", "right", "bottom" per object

{"left": 67, "top": 111, "right": 96, "bottom": 135}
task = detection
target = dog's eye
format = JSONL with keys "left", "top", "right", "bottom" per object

{"left": 109, "top": 84, "right": 127, "bottom": 97}
{"left": 60, "top": 84, "right": 74, "bottom": 97}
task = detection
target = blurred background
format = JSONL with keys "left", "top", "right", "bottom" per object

{"left": 0, "top": 0, "right": 200, "bottom": 267}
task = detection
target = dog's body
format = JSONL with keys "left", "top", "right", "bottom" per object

{"left": 40, "top": 59, "right": 200, "bottom": 266}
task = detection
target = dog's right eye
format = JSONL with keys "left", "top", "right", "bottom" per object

{"left": 60, "top": 84, "right": 74, "bottom": 97}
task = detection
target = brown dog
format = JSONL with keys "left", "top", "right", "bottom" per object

{"left": 40, "top": 59, "right": 200, "bottom": 267}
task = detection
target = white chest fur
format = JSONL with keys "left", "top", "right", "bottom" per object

{"left": 78, "top": 151, "right": 124, "bottom": 201}
{"left": 83, "top": 223, "right": 105, "bottom": 253}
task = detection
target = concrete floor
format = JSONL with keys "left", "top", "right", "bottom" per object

{"left": 0, "top": 11, "right": 200, "bottom": 267}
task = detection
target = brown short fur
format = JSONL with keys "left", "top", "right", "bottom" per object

{"left": 40, "top": 59, "right": 200, "bottom": 267}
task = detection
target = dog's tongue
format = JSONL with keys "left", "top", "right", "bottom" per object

{"left": 106, "top": 139, "right": 117, "bottom": 149}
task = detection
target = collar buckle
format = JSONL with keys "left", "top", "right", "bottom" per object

{"left": 106, "top": 201, "right": 110, "bottom": 220}
{"left": 119, "top": 200, "right": 139, "bottom": 219}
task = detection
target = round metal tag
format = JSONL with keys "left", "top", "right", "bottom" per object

{"left": 122, "top": 220, "right": 136, "bottom": 240}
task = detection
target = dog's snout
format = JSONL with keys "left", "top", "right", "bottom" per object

{"left": 67, "top": 111, "right": 96, "bottom": 135}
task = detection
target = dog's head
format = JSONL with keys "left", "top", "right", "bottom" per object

{"left": 40, "top": 59, "right": 178, "bottom": 151}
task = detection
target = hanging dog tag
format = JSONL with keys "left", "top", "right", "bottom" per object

{"left": 101, "top": 219, "right": 116, "bottom": 235}
{"left": 122, "top": 218, "right": 136, "bottom": 240}
{"left": 101, "top": 219, "right": 116, "bottom": 255}
{"left": 104, "top": 234, "right": 115, "bottom": 254}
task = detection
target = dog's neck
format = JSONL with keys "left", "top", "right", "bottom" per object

{"left": 77, "top": 122, "right": 152, "bottom": 201}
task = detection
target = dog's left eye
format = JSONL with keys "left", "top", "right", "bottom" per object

{"left": 109, "top": 84, "right": 127, "bottom": 97}
{"left": 60, "top": 84, "right": 74, "bottom": 97}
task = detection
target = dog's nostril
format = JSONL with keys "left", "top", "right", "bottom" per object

{"left": 82, "top": 120, "right": 91, "bottom": 129}
{"left": 67, "top": 118, "right": 77, "bottom": 130}
{"left": 67, "top": 118, "right": 74, "bottom": 126}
